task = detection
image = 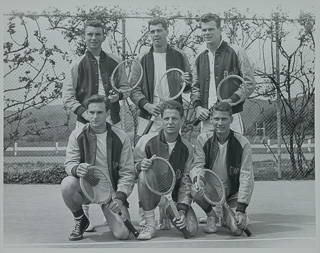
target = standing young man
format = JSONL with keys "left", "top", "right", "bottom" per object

{"left": 190, "top": 102, "right": 254, "bottom": 235}
{"left": 62, "top": 20, "right": 130, "bottom": 230}
{"left": 130, "top": 17, "right": 192, "bottom": 137}
{"left": 61, "top": 94, "right": 135, "bottom": 241}
{"left": 133, "top": 101, "right": 198, "bottom": 240}
{"left": 191, "top": 13, "right": 256, "bottom": 134}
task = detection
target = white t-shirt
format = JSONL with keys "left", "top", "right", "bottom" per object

{"left": 212, "top": 140, "right": 230, "bottom": 191}
{"left": 153, "top": 52, "right": 167, "bottom": 98}
{"left": 208, "top": 51, "right": 218, "bottom": 108}
{"left": 167, "top": 141, "right": 177, "bottom": 156}
{"left": 94, "top": 56, "right": 105, "bottom": 96}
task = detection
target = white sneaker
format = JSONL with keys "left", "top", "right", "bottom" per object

{"left": 138, "top": 225, "right": 156, "bottom": 240}
{"left": 204, "top": 215, "right": 218, "bottom": 233}
{"left": 159, "top": 217, "right": 171, "bottom": 230}
{"left": 85, "top": 223, "right": 95, "bottom": 232}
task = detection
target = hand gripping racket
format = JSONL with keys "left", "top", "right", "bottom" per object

{"left": 142, "top": 156, "right": 190, "bottom": 239}
{"left": 192, "top": 75, "right": 247, "bottom": 126}
{"left": 110, "top": 58, "right": 143, "bottom": 96}
{"left": 195, "top": 169, "right": 252, "bottom": 236}
{"left": 80, "top": 166, "right": 139, "bottom": 238}
{"left": 142, "top": 68, "right": 187, "bottom": 135}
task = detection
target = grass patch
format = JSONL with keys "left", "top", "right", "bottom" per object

{"left": 3, "top": 159, "right": 314, "bottom": 184}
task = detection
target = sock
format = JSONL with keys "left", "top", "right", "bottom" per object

{"left": 73, "top": 208, "right": 84, "bottom": 219}
{"left": 143, "top": 209, "right": 156, "bottom": 228}
{"left": 206, "top": 208, "right": 218, "bottom": 219}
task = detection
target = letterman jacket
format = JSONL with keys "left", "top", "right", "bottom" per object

{"left": 133, "top": 130, "right": 193, "bottom": 213}
{"left": 190, "top": 130, "right": 254, "bottom": 213}
{"left": 64, "top": 123, "right": 135, "bottom": 207}
{"left": 130, "top": 45, "right": 192, "bottom": 120}
{"left": 63, "top": 50, "right": 130, "bottom": 124}
{"left": 191, "top": 40, "right": 256, "bottom": 114}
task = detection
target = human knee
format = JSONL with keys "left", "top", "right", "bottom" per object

{"left": 61, "top": 176, "right": 79, "bottom": 194}
{"left": 113, "top": 229, "right": 130, "bottom": 240}
{"left": 231, "top": 227, "right": 243, "bottom": 236}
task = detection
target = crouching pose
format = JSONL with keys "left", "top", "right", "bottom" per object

{"left": 133, "top": 100, "right": 198, "bottom": 240}
{"left": 61, "top": 94, "right": 135, "bottom": 241}
{"left": 190, "top": 102, "right": 254, "bottom": 236}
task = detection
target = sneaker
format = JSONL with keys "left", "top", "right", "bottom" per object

{"left": 204, "top": 216, "right": 218, "bottom": 234}
{"left": 69, "top": 215, "right": 90, "bottom": 241}
{"left": 85, "top": 223, "right": 95, "bottom": 232}
{"left": 137, "top": 225, "right": 156, "bottom": 240}
{"left": 199, "top": 217, "right": 207, "bottom": 224}
{"left": 159, "top": 217, "right": 171, "bottom": 230}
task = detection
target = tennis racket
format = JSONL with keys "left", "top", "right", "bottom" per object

{"left": 192, "top": 75, "right": 247, "bottom": 126}
{"left": 110, "top": 58, "right": 143, "bottom": 96}
{"left": 142, "top": 156, "right": 190, "bottom": 239}
{"left": 195, "top": 168, "right": 252, "bottom": 236}
{"left": 80, "top": 165, "right": 139, "bottom": 238}
{"left": 142, "top": 68, "right": 187, "bottom": 135}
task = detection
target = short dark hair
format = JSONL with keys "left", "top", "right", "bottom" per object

{"left": 148, "top": 17, "right": 168, "bottom": 30}
{"left": 200, "top": 13, "right": 221, "bottom": 28}
{"left": 161, "top": 100, "right": 184, "bottom": 118}
{"left": 212, "top": 101, "right": 232, "bottom": 117}
{"left": 84, "top": 20, "right": 105, "bottom": 34}
{"left": 83, "top": 94, "right": 111, "bottom": 112}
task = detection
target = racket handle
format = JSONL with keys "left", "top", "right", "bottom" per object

{"left": 243, "top": 227, "right": 252, "bottom": 237}
{"left": 181, "top": 226, "right": 190, "bottom": 239}
{"left": 118, "top": 211, "right": 140, "bottom": 237}
{"left": 192, "top": 117, "right": 201, "bottom": 126}
{"left": 142, "top": 116, "right": 155, "bottom": 135}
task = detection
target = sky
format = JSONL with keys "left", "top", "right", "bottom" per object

{"left": 1, "top": 0, "right": 319, "bottom": 18}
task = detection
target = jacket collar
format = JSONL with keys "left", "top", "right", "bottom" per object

{"left": 158, "top": 129, "right": 182, "bottom": 144}
{"left": 148, "top": 44, "right": 172, "bottom": 54}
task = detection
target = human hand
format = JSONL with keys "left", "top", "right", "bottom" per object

{"left": 195, "top": 106, "right": 210, "bottom": 121}
{"left": 191, "top": 181, "right": 205, "bottom": 198}
{"left": 108, "top": 90, "right": 120, "bottom": 103}
{"left": 109, "top": 198, "right": 123, "bottom": 214}
{"left": 143, "top": 103, "right": 161, "bottom": 117}
{"left": 140, "top": 155, "right": 156, "bottom": 171}
{"left": 173, "top": 210, "right": 187, "bottom": 229}
{"left": 76, "top": 163, "right": 91, "bottom": 177}
{"left": 235, "top": 211, "right": 247, "bottom": 229}
{"left": 221, "top": 98, "right": 233, "bottom": 104}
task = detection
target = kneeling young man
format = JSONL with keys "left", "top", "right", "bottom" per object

{"left": 134, "top": 100, "right": 198, "bottom": 240}
{"left": 61, "top": 94, "right": 135, "bottom": 241}
{"left": 190, "top": 102, "right": 254, "bottom": 236}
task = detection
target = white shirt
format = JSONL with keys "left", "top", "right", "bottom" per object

{"left": 207, "top": 50, "right": 218, "bottom": 108}
{"left": 153, "top": 52, "right": 167, "bottom": 98}
{"left": 94, "top": 56, "right": 105, "bottom": 96}
{"left": 167, "top": 141, "right": 177, "bottom": 156}
{"left": 212, "top": 140, "right": 230, "bottom": 191}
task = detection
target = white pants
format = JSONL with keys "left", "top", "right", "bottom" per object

{"left": 201, "top": 113, "right": 244, "bottom": 134}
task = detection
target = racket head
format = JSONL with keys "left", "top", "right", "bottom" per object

{"left": 196, "top": 169, "right": 225, "bottom": 205}
{"left": 157, "top": 68, "right": 186, "bottom": 102}
{"left": 143, "top": 156, "right": 176, "bottom": 196}
{"left": 216, "top": 75, "right": 247, "bottom": 106}
{"left": 79, "top": 166, "right": 112, "bottom": 205}
{"left": 110, "top": 59, "right": 143, "bottom": 93}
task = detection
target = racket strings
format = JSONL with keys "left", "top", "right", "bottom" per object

{"left": 201, "top": 171, "right": 224, "bottom": 204}
{"left": 83, "top": 169, "right": 111, "bottom": 204}
{"left": 157, "top": 70, "right": 184, "bottom": 101}
{"left": 145, "top": 159, "right": 175, "bottom": 195}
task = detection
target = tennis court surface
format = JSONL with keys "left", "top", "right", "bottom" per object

{"left": 3, "top": 180, "right": 317, "bottom": 249}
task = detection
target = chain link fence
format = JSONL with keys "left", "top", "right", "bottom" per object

{"left": 3, "top": 9, "right": 315, "bottom": 179}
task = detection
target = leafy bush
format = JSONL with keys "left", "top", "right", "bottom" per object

{"left": 4, "top": 164, "right": 68, "bottom": 184}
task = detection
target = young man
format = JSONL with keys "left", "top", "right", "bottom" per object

{"left": 133, "top": 100, "right": 198, "bottom": 240}
{"left": 63, "top": 19, "right": 130, "bottom": 128}
{"left": 62, "top": 20, "right": 130, "bottom": 230}
{"left": 190, "top": 102, "right": 254, "bottom": 236}
{"left": 61, "top": 94, "right": 135, "bottom": 241}
{"left": 130, "top": 17, "right": 192, "bottom": 137}
{"left": 191, "top": 13, "right": 256, "bottom": 134}
{"left": 129, "top": 17, "right": 192, "bottom": 227}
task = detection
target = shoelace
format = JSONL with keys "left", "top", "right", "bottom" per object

{"left": 140, "top": 225, "right": 154, "bottom": 233}
{"left": 72, "top": 218, "right": 82, "bottom": 234}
